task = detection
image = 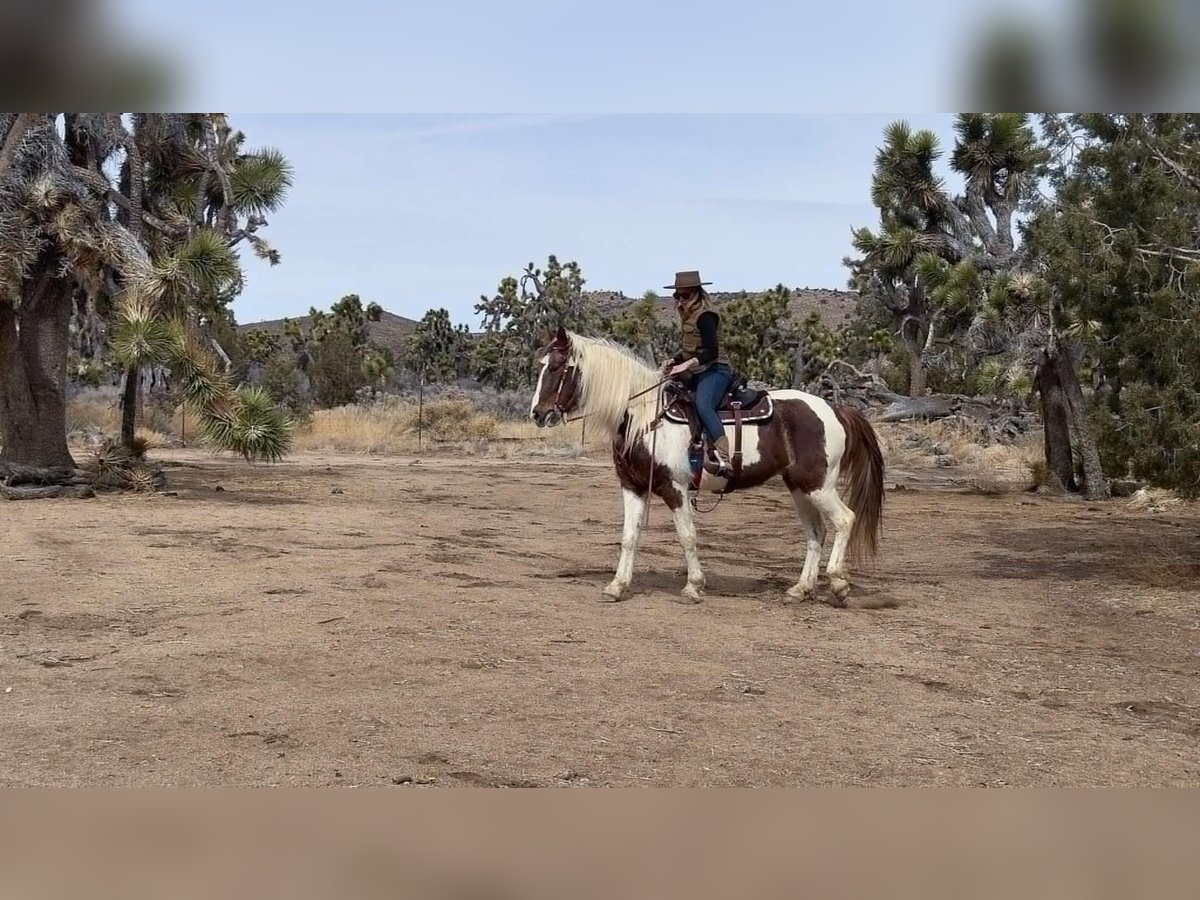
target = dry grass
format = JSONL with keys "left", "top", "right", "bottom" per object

{"left": 297, "top": 402, "right": 1046, "bottom": 482}
{"left": 1128, "top": 537, "right": 1200, "bottom": 590}
{"left": 291, "top": 405, "right": 414, "bottom": 454}
{"left": 68, "top": 388, "right": 1047, "bottom": 481}
{"left": 875, "top": 419, "right": 1041, "bottom": 491}
{"left": 66, "top": 389, "right": 179, "bottom": 450}
{"left": 66, "top": 389, "right": 605, "bottom": 458}
{"left": 1025, "top": 458, "right": 1050, "bottom": 492}
{"left": 291, "top": 399, "right": 606, "bottom": 456}
{"left": 134, "top": 427, "right": 168, "bottom": 450}
{"left": 66, "top": 388, "right": 121, "bottom": 434}
{"left": 1127, "top": 487, "right": 1185, "bottom": 513}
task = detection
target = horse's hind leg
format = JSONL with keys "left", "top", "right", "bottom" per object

{"left": 786, "top": 490, "right": 825, "bottom": 602}
{"left": 602, "top": 488, "right": 646, "bottom": 601}
{"left": 808, "top": 486, "right": 856, "bottom": 605}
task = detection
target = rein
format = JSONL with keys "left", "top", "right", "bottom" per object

{"left": 559, "top": 376, "right": 671, "bottom": 425}
{"left": 548, "top": 365, "right": 722, "bottom": 517}
{"left": 690, "top": 491, "right": 725, "bottom": 514}
{"left": 643, "top": 386, "right": 663, "bottom": 527}
{"left": 627, "top": 378, "right": 671, "bottom": 402}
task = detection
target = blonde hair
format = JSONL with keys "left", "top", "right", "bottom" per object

{"left": 678, "top": 286, "right": 710, "bottom": 309}
{"left": 566, "top": 331, "right": 661, "bottom": 451}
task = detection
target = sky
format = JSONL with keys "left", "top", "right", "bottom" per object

{"left": 122, "top": 1, "right": 989, "bottom": 112}
{"left": 226, "top": 114, "right": 961, "bottom": 328}
{"left": 102, "top": 0, "right": 1200, "bottom": 331}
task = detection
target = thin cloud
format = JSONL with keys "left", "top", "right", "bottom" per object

{"left": 388, "top": 113, "right": 613, "bottom": 141}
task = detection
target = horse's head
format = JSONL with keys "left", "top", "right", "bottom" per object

{"left": 530, "top": 325, "right": 581, "bottom": 427}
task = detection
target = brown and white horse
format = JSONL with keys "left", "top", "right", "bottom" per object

{"left": 530, "top": 326, "right": 885, "bottom": 606}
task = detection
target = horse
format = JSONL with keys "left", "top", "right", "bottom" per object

{"left": 529, "top": 326, "right": 885, "bottom": 606}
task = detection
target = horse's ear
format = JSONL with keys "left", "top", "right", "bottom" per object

{"left": 553, "top": 324, "right": 569, "bottom": 348}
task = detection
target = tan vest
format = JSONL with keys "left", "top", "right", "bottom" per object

{"left": 679, "top": 296, "right": 729, "bottom": 370}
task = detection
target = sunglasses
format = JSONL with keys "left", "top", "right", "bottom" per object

{"left": 673, "top": 290, "right": 694, "bottom": 301}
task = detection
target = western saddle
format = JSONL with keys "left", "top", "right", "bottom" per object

{"left": 659, "top": 375, "right": 774, "bottom": 480}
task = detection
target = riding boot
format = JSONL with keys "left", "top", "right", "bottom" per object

{"left": 706, "top": 435, "right": 733, "bottom": 477}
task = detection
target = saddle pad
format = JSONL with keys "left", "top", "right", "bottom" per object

{"left": 663, "top": 395, "right": 774, "bottom": 426}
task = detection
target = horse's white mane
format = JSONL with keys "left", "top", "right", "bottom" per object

{"left": 567, "top": 331, "right": 661, "bottom": 449}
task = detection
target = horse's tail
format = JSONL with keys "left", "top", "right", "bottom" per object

{"left": 833, "top": 405, "right": 885, "bottom": 566}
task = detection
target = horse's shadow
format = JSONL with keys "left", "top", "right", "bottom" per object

{"left": 539, "top": 566, "right": 768, "bottom": 593}
{"left": 542, "top": 566, "right": 899, "bottom": 608}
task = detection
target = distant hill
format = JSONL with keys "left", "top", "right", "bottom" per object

{"left": 237, "top": 286, "right": 860, "bottom": 357}
{"left": 582, "top": 287, "right": 859, "bottom": 330}
{"left": 237, "top": 309, "right": 420, "bottom": 358}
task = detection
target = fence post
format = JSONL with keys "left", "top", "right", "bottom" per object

{"left": 417, "top": 368, "right": 424, "bottom": 453}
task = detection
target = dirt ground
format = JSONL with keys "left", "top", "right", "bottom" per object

{"left": 3, "top": 446, "right": 1198, "bottom": 787}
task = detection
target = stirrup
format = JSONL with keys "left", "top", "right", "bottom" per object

{"left": 706, "top": 451, "right": 732, "bottom": 478}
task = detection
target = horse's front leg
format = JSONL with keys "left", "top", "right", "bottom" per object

{"left": 601, "top": 488, "right": 646, "bottom": 601}
{"left": 669, "top": 485, "right": 705, "bottom": 602}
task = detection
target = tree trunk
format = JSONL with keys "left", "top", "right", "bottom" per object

{"left": 1033, "top": 350, "right": 1077, "bottom": 493}
{"left": 791, "top": 345, "right": 807, "bottom": 390}
{"left": 901, "top": 332, "right": 927, "bottom": 397}
{"left": 1054, "top": 344, "right": 1110, "bottom": 500}
{"left": 0, "top": 259, "right": 77, "bottom": 469}
{"left": 120, "top": 365, "right": 139, "bottom": 449}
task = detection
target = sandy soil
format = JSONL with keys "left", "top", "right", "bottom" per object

{"left": 2, "top": 447, "right": 1198, "bottom": 787}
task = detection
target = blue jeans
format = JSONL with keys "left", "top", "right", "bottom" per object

{"left": 693, "top": 363, "right": 733, "bottom": 444}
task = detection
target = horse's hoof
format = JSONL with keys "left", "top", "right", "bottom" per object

{"left": 677, "top": 583, "right": 704, "bottom": 604}
{"left": 828, "top": 576, "right": 851, "bottom": 606}
{"left": 786, "top": 584, "right": 816, "bottom": 603}
{"left": 600, "top": 582, "right": 626, "bottom": 602}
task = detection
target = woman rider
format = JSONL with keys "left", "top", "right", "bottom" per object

{"left": 660, "top": 270, "right": 734, "bottom": 477}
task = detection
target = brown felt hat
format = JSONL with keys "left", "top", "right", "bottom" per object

{"left": 663, "top": 270, "right": 712, "bottom": 291}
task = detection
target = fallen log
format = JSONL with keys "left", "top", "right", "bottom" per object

{"left": 1, "top": 484, "right": 96, "bottom": 501}
{"left": 809, "top": 360, "right": 904, "bottom": 409}
{"left": 0, "top": 445, "right": 168, "bottom": 497}
{"left": 878, "top": 395, "right": 959, "bottom": 422}
{"left": 879, "top": 394, "right": 1034, "bottom": 422}
{"left": 793, "top": 360, "right": 1042, "bottom": 440}
{"left": 0, "top": 463, "right": 88, "bottom": 486}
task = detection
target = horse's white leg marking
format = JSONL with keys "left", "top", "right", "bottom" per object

{"left": 786, "top": 491, "right": 825, "bottom": 601}
{"left": 670, "top": 485, "right": 705, "bottom": 601}
{"left": 602, "top": 488, "right": 645, "bottom": 601}
{"left": 530, "top": 355, "right": 549, "bottom": 417}
{"left": 809, "top": 486, "right": 855, "bottom": 603}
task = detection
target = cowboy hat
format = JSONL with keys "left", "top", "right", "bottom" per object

{"left": 663, "top": 270, "right": 712, "bottom": 291}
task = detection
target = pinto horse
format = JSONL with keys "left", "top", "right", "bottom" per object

{"left": 529, "top": 326, "right": 885, "bottom": 606}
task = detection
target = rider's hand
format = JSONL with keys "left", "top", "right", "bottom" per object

{"left": 669, "top": 359, "right": 697, "bottom": 378}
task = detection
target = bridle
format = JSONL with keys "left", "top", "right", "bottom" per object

{"left": 544, "top": 358, "right": 676, "bottom": 428}
{"left": 547, "top": 360, "right": 579, "bottom": 422}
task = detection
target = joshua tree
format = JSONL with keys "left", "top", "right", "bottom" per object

{"left": 0, "top": 113, "right": 292, "bottom": 481}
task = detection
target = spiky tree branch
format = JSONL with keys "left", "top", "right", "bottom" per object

{"left": 0, "top": 113, "right": 37, "bottom": 175}
{"left": 72, "top": 166, "right": 187, "bottom": 238}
